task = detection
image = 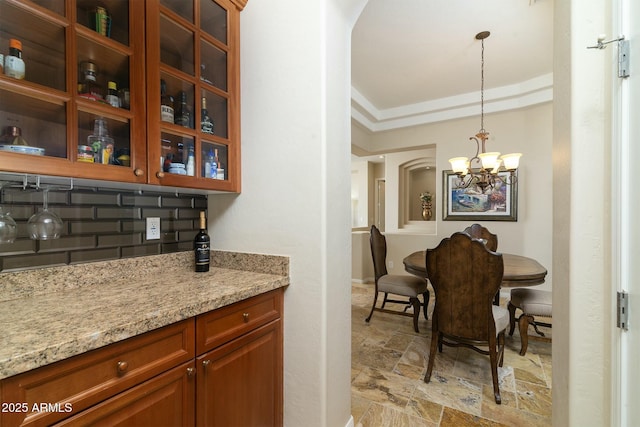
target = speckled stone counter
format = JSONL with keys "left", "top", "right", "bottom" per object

{"left": 0, "top": 250, "right": 289, "bottom": 380}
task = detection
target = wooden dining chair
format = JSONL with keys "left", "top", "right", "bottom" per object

{"left": 366, "top": 225, "right": 430, "bottom": 333}
{"left": 424, "top": 232, "right": 509, "bottom": 404}
{"left": 463, "top": 223, "right": 498, "bottom": 252}
{"left": 463, "top": 223, "right": 501, "bottom": 305}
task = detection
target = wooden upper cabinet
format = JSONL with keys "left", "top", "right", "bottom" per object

{"left": 0, "top": 0, "right": 147, "bottom": 183}
{"left": 146, "top": 0, "right": 242, "bottom": 192}
{"left": 0, "top": 0, "right": 243, "bottom": 192}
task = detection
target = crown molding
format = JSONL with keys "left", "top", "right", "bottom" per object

{"left": 351, "top": 73, "right": 553, "bottom": 133}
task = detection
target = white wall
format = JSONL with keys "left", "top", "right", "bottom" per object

{"left": 208, "top": 1, "right": 367, "bottom": 426}
{"left": 553, "top": 0, "right": 613, "bottom": 425}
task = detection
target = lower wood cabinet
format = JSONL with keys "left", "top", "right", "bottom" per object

{"left": 197, "top": 321, "right": 282, "bottom": 427}
{"left": 0, "top": 289, "right": 284, "bottom": 427}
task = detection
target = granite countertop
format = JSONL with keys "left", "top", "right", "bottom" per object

{"left": 0, "top": 251, "right": 289, "bottom": 380}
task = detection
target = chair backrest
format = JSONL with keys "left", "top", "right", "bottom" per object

{"left": 426, "top": 232, "right": 504, "bottom": 341}
{"left": 369, "top": 225, "right": 388, "bottom": 282}
{"left": 463, "top": 223, "right": 498, "bottom": 252}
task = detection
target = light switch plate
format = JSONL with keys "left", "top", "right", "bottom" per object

{"left": 146, "top": 217, "right": 160, "bottom": 240}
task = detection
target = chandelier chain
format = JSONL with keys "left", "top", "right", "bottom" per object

{"left": 480, "top": 37, "right": 485, "bottom": 132}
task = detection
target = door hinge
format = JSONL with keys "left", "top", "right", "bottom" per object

{"left": 587, "top": 35, "right": 630, "bottom": 78}
{"left": 617, "top": 291, "right": 629, "bottom": 330}
{"left": 618, "top": 40, "right": 630, "bottom": 78}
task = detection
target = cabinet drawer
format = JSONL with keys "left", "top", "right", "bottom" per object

{"left": 1, "top": 320, "right": 195, "bottom": 427}
{"left": 53, "top": 361, "right": 195, "bottom": 427}
{"left": 196, "top": 289, "right": 283, "bottom": 354}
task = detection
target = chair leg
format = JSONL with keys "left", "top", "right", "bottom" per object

{"left": 508, "top": 302, "right": 517, "bottom": 336}
{"left": 381, "top": 292, "right": 389, "bottom": 309}
{"left": 489, "top": 336, "right": 502, "bottom": 404}
{"left": 518, "top": 314, "right": 534, "bottom": 356}
{"left": 422, "top": 290, "right": 430, "bottom": 320}
{"left": 365, "top": 290, "right": 379, "bottom": 323}
{"left": 410, "top": 296, "right": 420, "bottom": 333}
{"left": 498, "top": 331, "right": 505, "bottom": 367}
{"left": 424, "top": 327, "right": 439, "bottom": 383}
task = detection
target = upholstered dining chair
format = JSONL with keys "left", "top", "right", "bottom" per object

{"left": 463, "top": 223, "right": 498, "bottom": 252}
{"left": 424, "top": 232, "right": 509, "bottom": 404}
{"left": 366, "top": 225, "right": 430, "bottom": 333}
{"left": 463, "top": 223, "right": 501, "bottom": 305}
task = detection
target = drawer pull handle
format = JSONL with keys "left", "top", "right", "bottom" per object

{"left": 117, "top": 361, "right": 129, "bottom": 373}
{"left": 202, "top": 360, "right": 211, "bottom": 368}
{"left": 243, "top": 312, "right": 250, "bottom": 322}
{"left": 187, "top": 367, "right": 195, "bottom": 377}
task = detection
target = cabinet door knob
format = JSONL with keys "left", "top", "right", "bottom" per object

{"left": 116, "top": 360, "right": 129, "bottom": 373}
{"left": 134, "top": 168, "right": 144, "bottom": 177}
{"left": 187, "top": 367, "right": 195, "bottom": 377}
{"left": 202, "top": 359, "right": 211, "bottom": 368}
{"left": 242, "top": 312, "right": 250, "bottom": 322}
{"left": 156, "top": 171, "right": 165, "bottom": 178}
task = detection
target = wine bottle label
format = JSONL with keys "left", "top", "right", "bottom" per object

{"left": 195, "top": 242, "right": 210, "bottom": 265}
{"left": 161, "top": 105, "right": 174, "bottom": 122}
{"left": 201, "top": 120, "right": 214, "bottom": 134}
{"left": 176, "top": 114, "right": 190, "bottom": 127}
{"left": 4, "top": 56, "right": 25, "bottom": 79}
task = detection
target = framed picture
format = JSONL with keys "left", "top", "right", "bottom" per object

{"left": 442, "top": 170, "right": 518, "bottom": 221}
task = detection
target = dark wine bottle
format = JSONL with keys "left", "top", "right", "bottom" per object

{"left": 194, "top": 211, "right": 210, "bottom": 272}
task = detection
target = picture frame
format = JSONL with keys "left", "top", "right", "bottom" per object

{"left": 442, "top": 170, "right": 518, "bottom": 221}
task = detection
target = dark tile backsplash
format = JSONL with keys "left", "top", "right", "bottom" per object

{"left": 0, "top": 184, "right": 207, "bottom": 272}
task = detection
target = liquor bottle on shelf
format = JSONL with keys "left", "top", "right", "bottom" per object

{"left": 194, "top": 211, "right": 210, "bottom": 273}
{"left": 4, "top": 39, "right": 25, "bottom": 80}
{"left": 204, "top": 149, "right": 212, "bottom": 178}
{"left": 186, "top": 144, "right": 195, "bottom": 176}
{"left": 204, "top": 148, "right": 217, "bottom": 179}
{"left": 210, "top": 149, "right": 218, "bottom": 179}
{"left": 214, "top": 149, "right": 224, "bottom": 180}
{"left": 200, "top": 96, "right": 214, "bottom": 135}
{"left": 106, "top": 81, "right": 120, "bottom": 108}
{"left": 87, "top": 118, "right": 114, "bottom": 164}
{"left": 160, "top": 79, "right": 174, "bottom": 123}
{"left": 174, "top": 91, "right": 192, "bottom": 128}
{"left": 78, "top": 62, "right": 104, "bottom": 101}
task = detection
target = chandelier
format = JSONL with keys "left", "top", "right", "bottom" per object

{"left": 448, "top": 31, "right": 521, "bottom": 193}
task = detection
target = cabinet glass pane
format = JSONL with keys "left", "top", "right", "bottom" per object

{"left": 159, "top": 73, "right": 195, "bottom": 128}
{"left": 0, "top": 1, "right": 66, "bottom": 91}
{"left": 32, "top": 0, "right": 65, "bottom": 16}
{"left": 160, "top": 14, "right": 195, "bottom": 76}
{"left": 200, "top": 0, "right": 227, "bottom": 45}
{"left": 77, "top": 36, "right": 130, "bottom": 104}
{"left": 200, "top": 39, "right": 227, "bottom": 91}
{"left": 202, "top": 90, "right": 227, "bottom": 139}
{"left": 77, "top": 111, "right": 130, "bottom": 166}
{"left": 161, "top": 0, "right": 193, "bottom": 23}
{"left": 201, "top": 140, "right": 228, "bottom": 181}
{"left": 160, "top": 133, "right": 196, "bottom": 176}
{"left": 0, "top": 89, "right": 67, "bottom": 159}
{"left": 76, "top": 0, "right": 130, "bottom": 46}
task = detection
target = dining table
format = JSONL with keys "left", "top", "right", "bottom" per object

{"left": 403, "top": 250, "right": 548, "bottom": 288}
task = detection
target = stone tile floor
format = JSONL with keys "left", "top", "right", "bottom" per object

{"left": 351, "top": 282, "right": 552, "bottom": 427}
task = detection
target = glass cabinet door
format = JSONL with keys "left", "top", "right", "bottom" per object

{"left": 147, "top": 0, "right": 240, "bottom": 191}
{"left": 0, "top": 0, "right": 145, "bottom": 183}
{"left": 0, "top": 0, "right": 67, "bottom": 161}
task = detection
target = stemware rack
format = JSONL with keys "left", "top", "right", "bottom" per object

{"left": 0, "top": 173, "right": 74, "bottom": 193}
